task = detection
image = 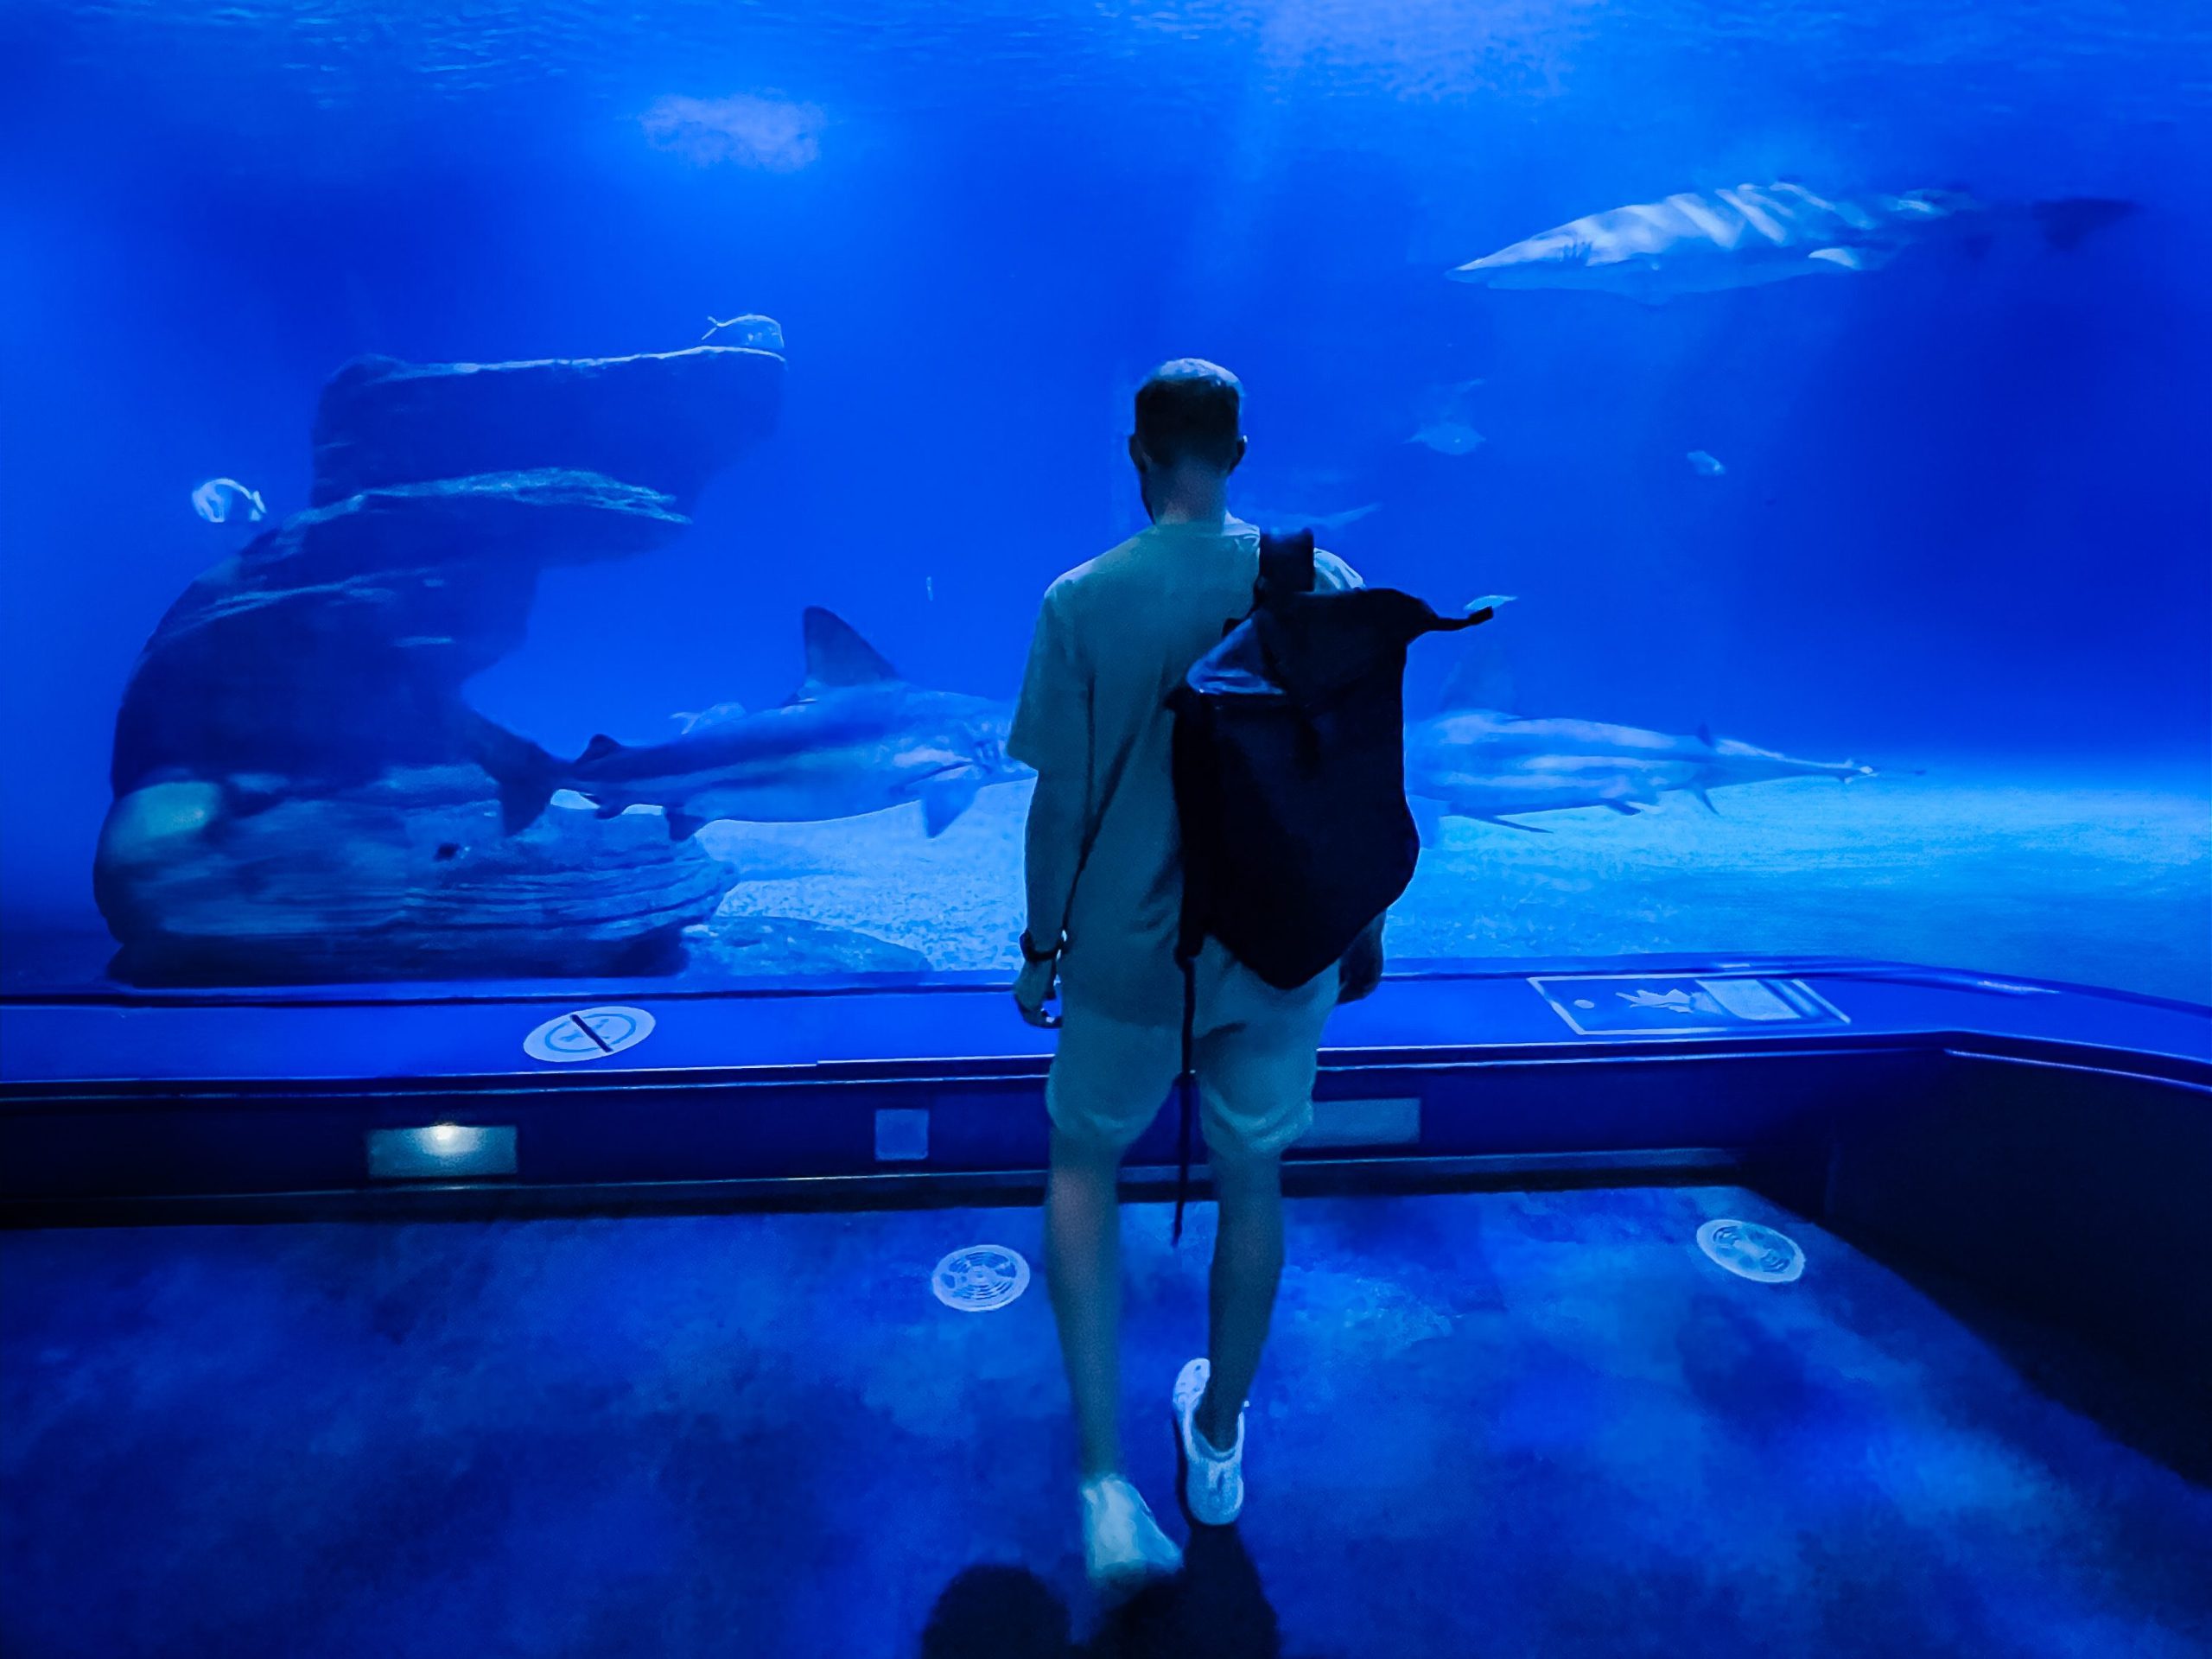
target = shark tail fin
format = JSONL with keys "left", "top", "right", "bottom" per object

{"left": 461, "top": 710, "right": 563, "bottom": 836}
{"left": 2033, "top": 198, "right": 2135, "bottom": 251}
{"left": 1437, "top": 632, "right": 1519, "bottom": 714}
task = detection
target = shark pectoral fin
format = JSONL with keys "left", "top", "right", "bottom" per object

{"left": 1809, "top": 245, "right": 1893, "bottom": 272}
{"left": 1696, "top": 722, "right": 1715, "bottom": 748}
{"left": 1480, "top": 815, "right": 1551, "bottom": 835}
{"left": 1603, "top": 802, "right": 1640, "bottom": 816}
{"left": 1409, "top": 797, "right": 1444, "bottom": 849}
{"left": 1691, "top": 786, "right": 1720, "bottom": 815}
{"left": 665, "top": 808, "right": 708, "bottom": 842}
{"left": 918, "top": 771, "right": 983, "bottom": 837}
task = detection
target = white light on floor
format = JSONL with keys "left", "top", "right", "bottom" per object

{"left": 366, "top": 1125, "right": 518, "bottom": 1180}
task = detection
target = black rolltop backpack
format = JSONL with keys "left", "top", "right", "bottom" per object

{"left": 1163, "top": 529, "right": 1500, "bottom": 1239}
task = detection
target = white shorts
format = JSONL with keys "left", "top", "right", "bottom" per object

{"left": 1046, "top": 947, "right": 1337, "bottom": 1161}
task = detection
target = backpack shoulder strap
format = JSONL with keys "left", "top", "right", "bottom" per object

{"left": 1257, "top": 529, "right": 1317, "bottom": 600}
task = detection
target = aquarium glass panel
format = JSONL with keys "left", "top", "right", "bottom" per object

{"left": 2, "top": 2, "right": 2205, "bottom": 1004}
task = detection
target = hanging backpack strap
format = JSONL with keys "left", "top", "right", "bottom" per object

{"left": 1256, "top": 529, "right": 1318, "bottom": 602}
{"left": 1172, "top": 950, "right": 1198, "bottom": 1246}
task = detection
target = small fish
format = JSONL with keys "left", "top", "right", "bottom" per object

{"left": 191, "top": 478, "right": 267, "bottom": 524}
{"left": 925, "top": 575, "right": 935, "bottom": 601}
{"left": 701, "top": 313, "right": 785, "bottom": 351}
{"left": 1687, "top": 449, "right": 1726, "bottom": 477}
{"left": 1410, "top": 421, "right": 1486, "bottom": 456}
{"left": 671, "top": 702, "right": 749, "bottom": 734}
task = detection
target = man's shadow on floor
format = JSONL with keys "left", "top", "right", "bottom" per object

{"left": 920, "top": 1524, "right": 1282, "bottom": 1659}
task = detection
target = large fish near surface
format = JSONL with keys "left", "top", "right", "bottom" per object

{"left": 1450, "top": 182, "right": 2133, "bottom": 300}
{"left": 1405, "top": 705, "right": 1872, "bottom": 842}
{"left": 497, "top": 608, "right": 1030, "bottom": 840}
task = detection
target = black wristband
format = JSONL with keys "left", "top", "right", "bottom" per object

{"left": 1019, "top": 931, "right": 1061, "bottom": 963}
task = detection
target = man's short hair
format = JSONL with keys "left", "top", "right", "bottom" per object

{"left": 1134, "top": 359, "right": 1243, "bottom": 469}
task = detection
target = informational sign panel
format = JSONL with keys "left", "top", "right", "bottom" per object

{"left": 1529, "top": 976, "right": 1847, "bottom": 1038}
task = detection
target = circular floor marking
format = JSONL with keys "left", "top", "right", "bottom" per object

{"left": 1696, "top": 1218, "right": 1806, "bottom": 1283}
{"left": 523, "top": 1006, "right": 656, "bottom": 1064}
{"left": 932, "top": 1245, "right": 1032, "bottom": 1313}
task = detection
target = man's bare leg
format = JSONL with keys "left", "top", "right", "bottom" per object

{"left": 1046, "top": 1128, "right": 1125, "bottom": 1478}
{"left": 1197, "top": 1149, "right": 1285, "bottom": 1450}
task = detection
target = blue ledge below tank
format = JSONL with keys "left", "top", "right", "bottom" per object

{"left": 2, "top": 955, "right": 2202, "bottom": 1208}
{"left": 5, "top": 957, "right": 2209, "bottom": 1402}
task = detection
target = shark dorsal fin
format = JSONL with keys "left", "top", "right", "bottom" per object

{"left": 801, "top": 607, "right": 900, "bottom": 691}
{"left": 1437, "top": 642, "right": 1517, "bottom": 715}
{"left": 578, "top": 734, "right": 626, "bottom": 765}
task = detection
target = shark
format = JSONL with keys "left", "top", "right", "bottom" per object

{"left": 1405, "top": 704, "right": 1873, "bottom": 842}
{"left": 498, "top": 608, "right": 1030, "bottom": 840}
{"left": 1449, "top": 182, "right": 2133, "bottom": 300}
{"left": 1234, "top": 502, "right": 1381, "bottom": 532}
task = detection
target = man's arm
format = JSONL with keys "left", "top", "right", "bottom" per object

{"left": 1007, "top": 588, "right": 1090, "bottom": 963}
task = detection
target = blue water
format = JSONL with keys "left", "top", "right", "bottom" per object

{"left": 1, "top": 2, "right": 2207, "bottom": 999}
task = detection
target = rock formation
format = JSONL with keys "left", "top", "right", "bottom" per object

{"left": 96, "top": 344, "right": 801, "bottom": 985}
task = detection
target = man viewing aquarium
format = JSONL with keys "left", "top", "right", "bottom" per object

{"left": 1008, "top": 360, "right": 1361, "bottom": 1592}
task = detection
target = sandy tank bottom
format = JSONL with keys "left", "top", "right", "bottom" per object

{"left": 697, "top": 765, "right": 2212, "bottom": 1006}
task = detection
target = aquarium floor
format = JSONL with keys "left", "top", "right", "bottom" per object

{"left": 3, "top": 1185, "right": 2207, "bottom": 1658}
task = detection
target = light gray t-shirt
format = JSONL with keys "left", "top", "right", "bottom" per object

{"left": 1008, "top": 515, "right": 1360, "bottom": 1026}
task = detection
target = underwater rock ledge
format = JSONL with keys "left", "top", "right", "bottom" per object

{"left": 97, "top": 340, "right": 785, "bottom": 985}
{"left": 95, "top": 768, "right": 730, "bottom": 985}
{"left": 111, "top": 469, "right": 690, "bottom": 795}
{"left": 311, "top": 345, "right": 784, "bottom": 512}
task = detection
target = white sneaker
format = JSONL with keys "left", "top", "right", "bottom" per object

{"left": 1079, "top": 1474, "right": 1183, "bottom": 1593}
{"left": 1173, "top": 1357, "right": 1246, "bottom": 1526}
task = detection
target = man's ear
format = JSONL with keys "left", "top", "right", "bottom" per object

{"left": 1127, "top": 434, "right": 1148, "bottom": 472}
{"left": 1227, "top": 435, "right": 1249, "bottom": 474}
